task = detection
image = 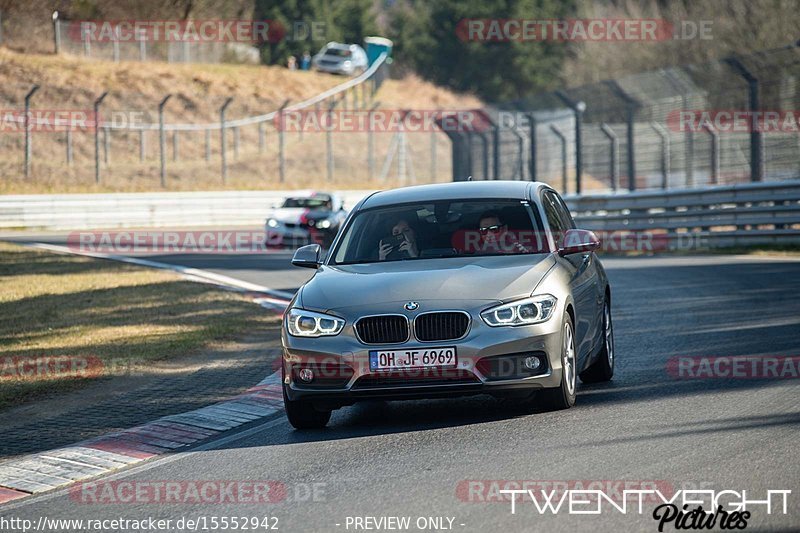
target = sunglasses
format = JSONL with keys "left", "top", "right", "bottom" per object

{"left": 479, "top": 224, "right": 505, "bottom": 235}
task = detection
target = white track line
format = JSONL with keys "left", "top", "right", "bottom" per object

{"left": 26, "top": 242, "right": 295, "bottom": 302}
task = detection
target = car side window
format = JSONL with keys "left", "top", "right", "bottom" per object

{"left": 542, "top": 191, "right": 567, "bottom": 249}
{"left": 552, "top": 192, "right": 576, "bottom": 230}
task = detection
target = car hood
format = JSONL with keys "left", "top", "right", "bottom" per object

{"left": 299, "top": 254, "right": 556, "bottom": 313}
{"left": 268, "top": 208, "right": 309, "bottom": 224}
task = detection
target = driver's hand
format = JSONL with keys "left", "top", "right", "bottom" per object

{"left": 379, "top": 242, "right": 393, "bottom": 260}
{"left": 398, "top": 240, "right": 419, "bottom": 258}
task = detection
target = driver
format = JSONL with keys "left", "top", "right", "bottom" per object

{"left": 477, "top": 211, "right": 530, "bottom": 254}
{"left": 378, "top": 219, "right": 420, "bottom": 260}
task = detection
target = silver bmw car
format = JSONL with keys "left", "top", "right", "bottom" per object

{"left": 281, "top": 181, "right": 614, "bottom": 429}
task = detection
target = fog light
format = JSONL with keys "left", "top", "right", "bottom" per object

{"left": 298, "top": 368, "right": 314, "bottom": 383}
{"left": 523, "top": 356, "right": 542, "bottom": 371}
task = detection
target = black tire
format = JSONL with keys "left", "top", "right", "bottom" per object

{"left": 539, "top": 312, "right": 577, "bottom": 410}
{"left": 283, "top": 387, "right": 332, "bottom": 429}
{"left": 579, "top": 297, "right": 615, "bottom": 384}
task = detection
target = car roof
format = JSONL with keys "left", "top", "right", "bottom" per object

{"left": 360, "top": 181, "right": 550, "bottom": 210}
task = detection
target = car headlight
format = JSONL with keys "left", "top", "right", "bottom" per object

{"left": 317, "top": 219, "right": 332, "bottom": 229}
{"left": 267, "top": 218, "right": 279, "bottom": 228}
{"left": 481, "top": 295, "right": 557, "bottom": 327}
{"left": 286, "top": 308, "right": 345, "bottom": 337}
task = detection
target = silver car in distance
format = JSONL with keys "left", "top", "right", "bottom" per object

{"left": 281, "top": 181, "right": 614, "bottom": 429}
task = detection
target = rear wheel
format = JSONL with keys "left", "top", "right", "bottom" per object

{"left": 283, "top": 387, "right": 332, "bottom": 429}
{"left": 579, "top": 297, "right": 614, "bottom": 383}
{"left": 539, "top": 313, "right": 577, "bottom": 410}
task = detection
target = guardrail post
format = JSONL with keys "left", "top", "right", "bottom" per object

{"left": 650, "top": 122, "right": 671, "bottom": 189}
{"left": 219, "top": 97, "right": 233, "bottom": 183}
{"left": 556, "top": 91, "right": 585, "bottom": 194}
{"left": 23, "top": 85, "right": 39, "bottom": 178}
{"left": 93, "top": 91, "right": 108, "bottom": 183}
{"left": 158, "top": 94, "right": 172, "bottom": 187}
{"left": 526, "top": 114, "right": 537, "bottom": 182}
{"left": 725, "top": 57, "right": 763, "bottom": 182}
{"left": 549, "top": 124, "right": 568, "bottom": 193}
{"left": 599, "top": 123, "right": 619, "bottom": 191}
{"left": 702, "top": 124, "right": 719, "bottom": 185}
{"left": 278, "top": 99, "right": 289, "bottom": 183}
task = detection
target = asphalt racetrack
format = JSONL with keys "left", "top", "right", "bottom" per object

{"left": 2, "top": 234, "right": 799, "bottom": 532}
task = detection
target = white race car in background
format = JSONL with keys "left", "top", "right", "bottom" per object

{"left": 265, "top": 192, "right": 348, "bottom": 249}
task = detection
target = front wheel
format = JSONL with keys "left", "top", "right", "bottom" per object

{"left": 539, "top": 313, "right": 577, "bottom": 410}
{"left": 579, "top": 297, "right": 614, "bottom": 383}
{"left": 283, "top": 387, "right": 332, "bottom": 429}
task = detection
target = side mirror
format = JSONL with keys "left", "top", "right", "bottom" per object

{"left": 558, "top": 229, "right": 601, "bottom": 256}
{"left": 292, "top": 244, "right": 321, "bottom": 269}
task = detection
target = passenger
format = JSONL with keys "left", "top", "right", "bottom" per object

{"left": 378, "top": 219, "right": 420, "bottom": 260}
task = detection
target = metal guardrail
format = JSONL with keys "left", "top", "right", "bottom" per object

{"left": 0, "top": 191, "right": 373, "bottom": 230}
{"left": 565, "top": 180, "right": 800, "bottom": 248}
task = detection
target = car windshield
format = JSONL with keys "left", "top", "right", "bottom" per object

{"left": 282, "top": 197, "right": 330, "bottom": 209}
{"left": 332, "top": 199, "right": 548, "bottom": 265}
{"left": 323, "top": 48, "right": 351, "bottom": 57}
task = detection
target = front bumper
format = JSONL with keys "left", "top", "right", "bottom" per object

{"left": 281, "top": 311, "right": 564, "bottom": 407}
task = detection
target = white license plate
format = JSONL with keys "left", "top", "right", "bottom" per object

{"left": 369, "top": 347, "right": 457, "bottom": 371}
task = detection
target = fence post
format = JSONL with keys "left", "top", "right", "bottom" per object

{"left": 368, "top": 102, "right": 378, "bottom": 180}
{"left": 172, "top": 130, "right": 179, "bottom": 161}
{"left": 258, "top": 122, "right": 265, "bottom": 153}
{"left": 478, "top": 132, "right": 489, "bottom": 181}
{"left": 430, "top": 125, "right": 437, "bottom": 180}
{"left": 83, "top": 23, "right": 91, "bottom": 56}
{"left": 92, "top": 91, "right": 108, "bottom": 183}
{"left": 326, "top": 99, "right": 337, "bottom": 181}
{"left": 662, "top": 70, "right": 694, "bottom": 188}
{"left": 139, "top": 130, "right": 146, "bottom": 162}
{"left": 278, "top": 99, "right": 289, "bottom": 183}
{"left": 23, "top": 85, "right": 39, "bottom": 178}
{"left": 556, "top": 91, "right": 585, "bottom": 194}
{"left": 204, "top": 129, "right": 211, "bottom": 162}
{"left": 233, "top": 127, "right": 240, "bottom": 159}
{"left": 52, "top": 11, "right": 60, "bottom": 54}
{"left": 650, "top": 122, "right": 671, "bottom": 189}
{"left": 103, "top": 126, "right": 110, "bottom": 165}
{"left": 219, "top": 97, "right": 233, "bottom": 183}
{"left": 599, "top": 123, "right": 619, "bottom": 191}
{"left": 605, "top": 81, "right": 639, "bottom": 191}
{"left": 526, "top": 114, "right": 537, "bottom": 182}
{"left": 66, "top": 130, "right": 73, "bottom": 165}
{"left": 725, "top": 57, "right": 763, "bottom": 182}
{"left": 158, "top": 94, "right": 172, "bottom": 187}
{"left": 138, "top": 28, "right": 147, "bottom": 61}
{"left": 549, "top": 124, "right": 568, "bottom": 194}
{"left": 112, "top": 25, "right": 120, "bottom": 62}
{"left": 703, "top": 125, "right": 719, "bottom": 185}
